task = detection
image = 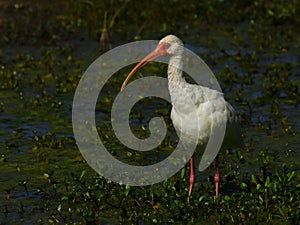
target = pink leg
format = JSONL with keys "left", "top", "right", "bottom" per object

{"left": 187, "top": 156, "right": 195, "bottom": 204}
{"left": 214, "top": 157, "right": 219, "bottom": 197}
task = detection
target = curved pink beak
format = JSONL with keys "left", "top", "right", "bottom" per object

{"left": 120, "top": 43, "right": 169, "bottom": 91}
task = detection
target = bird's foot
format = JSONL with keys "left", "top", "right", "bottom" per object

{"left": 187, "top": 196, "right": 190, "bottom": 206}
{"left": 214, "top": 157, "right": 219, "bottom": 197}
{"left": 214, "top": 169, "right": 219, "bottom": 197}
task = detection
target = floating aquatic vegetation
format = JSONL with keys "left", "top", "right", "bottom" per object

{"left": 0, "top": 0, "right": 299, "bottom": 224}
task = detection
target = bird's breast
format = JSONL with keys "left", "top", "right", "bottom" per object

{"left": 169, "top": 86, "right": 228, "bottom": 146}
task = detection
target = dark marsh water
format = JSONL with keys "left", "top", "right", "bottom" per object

{"left": 0, "top": 1, "right": 299, "bottom": 224}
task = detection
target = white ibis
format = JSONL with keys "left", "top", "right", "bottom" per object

{"left": 120, "top": 35, "right": 240, "bottom": 204}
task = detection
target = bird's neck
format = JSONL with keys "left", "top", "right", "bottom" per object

{"left": 167, "top": 55, "right": 185, "bottom": 91}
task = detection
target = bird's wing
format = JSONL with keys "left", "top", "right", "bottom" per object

{"left": 225, "top": 101, "right": 237, "bottom": 122}
{"left": 223, "top": 101, "right": 243, "bottom": 148}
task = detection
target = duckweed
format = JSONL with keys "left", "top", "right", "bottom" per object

{"left": 0, "top": 0, "right": 299, "bottom": 224}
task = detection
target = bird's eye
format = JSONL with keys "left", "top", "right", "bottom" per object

{"left": 164, "top": 43, "right": 170, "bottom": 49}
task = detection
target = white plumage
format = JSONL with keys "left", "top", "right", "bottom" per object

{"left": 121, "top": 34, "right": 241, "bottom": 204}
